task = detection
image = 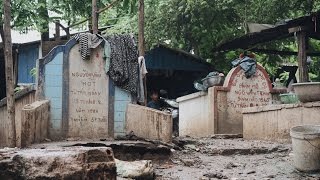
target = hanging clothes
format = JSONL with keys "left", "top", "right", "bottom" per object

{"left": 74, "top": 33, "right": 103, "bottom": 60}
{"left": 103, "top": 40, "right": 112, "bottom": 73}
{"left": 232, "top": 56, "right": 257, "bottom": 78}
{"left": 137, "top": 56, "right": 148, "bottom": 103}
{"left": 105, "top": 34, "right": 139, "bottom": 95}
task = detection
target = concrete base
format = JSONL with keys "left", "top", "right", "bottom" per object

{"left": 0, "top": 147, "right": 116, "bottom": 179}
{"left": 126, "top": 104, "right": 173, "bottom": 143}
{"left": 243, "top": 102, "right": 320, "bottom": 142}
{"left": 177, "top": 91, "right": 214, "bottom": 137}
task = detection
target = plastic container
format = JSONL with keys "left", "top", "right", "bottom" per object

{"left": 290, "top": 125, "right": 320, "bottom": 172}
{"left": 279, "top": 93, "right": 299, "bottom": 104}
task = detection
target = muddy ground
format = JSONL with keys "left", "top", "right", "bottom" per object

{"left": 2, "top": 136, "right": 320, "bottom": 179}
{"left": 154, "top": 137, "right": 320, "bottom": 180}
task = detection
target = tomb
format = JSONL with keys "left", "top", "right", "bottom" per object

{"left": 178, "top": 64, "right": 285, "bottom": 137}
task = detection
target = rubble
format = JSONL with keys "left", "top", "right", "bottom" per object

{"left": 116, "top": 159, "right": 154, "bottom": 179}
{"left": 0, "top": 147, "right": 116, "bottom": 179}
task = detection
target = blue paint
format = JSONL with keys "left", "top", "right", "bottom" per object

{"left": 145, "top": 45, "right": 214, "bottom": 71}
{"left": 50, "top": 108, "right": 62, "bottom": 120}
{"left": 50, "top": 98, "right": 62, "bottom": 109}
{"left": 18, "top": 44, "right": 39, "bottom": 83}
{"left": 50, "top": 120, "right": 62, "bottom": 129}
{"left": 44, "top": 75, "right": 63, "bottom": 87}
{"left": 114, "top": 86, "right": 131, "bottom": 136}
{"left": 43, "top": 52, "right": 64, "bottom": 134}
{"left": 114, "top": 121, "right": 125, "bottom": 133}
{"left": 44, "top": 65, "right": 63, "bottom": 75}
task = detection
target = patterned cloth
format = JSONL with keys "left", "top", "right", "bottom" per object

{"left": 105, "top": 34, "right": 139, "bottom": 95}
{"left": 74, "top": 33, "right": 103, "bottom": 60}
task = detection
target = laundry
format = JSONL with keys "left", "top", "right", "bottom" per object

{"left": 232, "top": 56, "right": 257, "bottom": 78}
{"left": 74, "top": 33, "right": 103, "bottom": 60}
{"left": 105, "top": 34, "right": 139, "bottom": 95}
{"left": 103, "top": 40, "right": 111, "bottom": 73}
{"left": 137, "top": 56, "right": 148, "bottom": 103}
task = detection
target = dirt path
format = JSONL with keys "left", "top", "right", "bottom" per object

{"left": 155, "top": 137, "right": 320, "bottom": 180}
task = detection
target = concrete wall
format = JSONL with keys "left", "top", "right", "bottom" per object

{"left": 20, "top": 100, "right": 50, "bottom": 147}
{"left": 177, "top": 91, "right": 214, "bottom": 137}
{"left": 243, "top": 102, "right": 320, "bottom": 142}
{"left": 67, "top": 44, "right": 109, "bottom": 139}
{"left": 0, "top": 89, "right": 36, "bottom": 147}
{"left": 38, "top": 39, "right": 113, "bottom": 140}
{"left": 126, "top": 104, "right": 172, "bottom": 143}
{"left": 177, "top": 65, "right": 286, "bottom": 138}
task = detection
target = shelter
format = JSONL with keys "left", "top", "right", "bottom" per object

{"left": 213, "top": 12, "right": 320, "bottom": 83}
{"left": 145, "top": 44, "right": 216, "bottom": 98}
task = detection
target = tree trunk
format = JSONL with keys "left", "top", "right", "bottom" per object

{"left": 138, "top": 0, "right": 145, "bottom": 56}
{"left": 92, "top": 0, "right": 98, "bottom": 34}
{"left": 3, "top": 0, "right": 16, "bottom": 147}
{"left": 39, "top": 0, "right": 49, "bottom": 41}
{"left": 297, "top": 31, "right": 309, "bottom": 82}
{"left": 138, "top": 0, "right": 147, "bottom": 105}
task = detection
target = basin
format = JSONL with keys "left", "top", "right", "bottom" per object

{"left": 279, "top": 93, "right": 299, "bottom": 104}
{"left": 293, "top": 82, "right": 320, "bottom": 103}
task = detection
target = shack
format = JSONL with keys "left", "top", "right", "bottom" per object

{"left": 145, "top": 44, "right": 215, "bottom": 98}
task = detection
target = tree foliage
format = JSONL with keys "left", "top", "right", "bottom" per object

{"left": 2, "top": 0, "right": 320, "bottom": 80}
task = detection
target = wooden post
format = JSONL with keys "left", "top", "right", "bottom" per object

{"left": 297, "top": 31, "right": 309, "bottom": 82}
{"left": 138, "top": 0, "right": 147, "bottom": 105}
{"left": 3, "top": 0, "right": 16, "bottom": 147}
{"left": 55, "top": 20, "right": 61, "bottom": 40}
{"left": 92, "top": 0, "right": 98, "bottom": 34}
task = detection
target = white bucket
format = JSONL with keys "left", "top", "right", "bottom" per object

{"left": 290, "top": 125, "right": 320, "bottom": 172}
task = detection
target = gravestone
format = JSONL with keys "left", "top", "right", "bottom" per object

{"left": 68, "top": 44, "right": 109, "bottom": 138}
{"left": 218, "top": 64, "right": 274, "bottom": 134}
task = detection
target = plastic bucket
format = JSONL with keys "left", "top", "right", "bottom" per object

{"left": 290, "top": 125, "right": 320, "bottom": 172}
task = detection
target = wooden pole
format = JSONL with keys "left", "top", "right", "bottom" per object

{"left": 138, "top": 0, "right": 147, "bottom": 105}
{"left": 3, "top": 0, "right": 16, "bottom": 147}
{"left": 297, "top": 31, "right": 309, "bottom": 82}
{"left": 92, "top": 0, "right": 98, "bottom": 34}
{"left": 138, "top": 0, "right": 145, "bottom": 56}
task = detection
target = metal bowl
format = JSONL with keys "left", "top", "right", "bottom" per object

{"left": 293, "top": 82, "right": 320, "bottom": 103}
{"left": 202, "top": 76, "right": 225, "bottom": 87}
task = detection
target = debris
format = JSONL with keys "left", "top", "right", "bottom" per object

{"left": 210, "top": 134, "right": 243, "bottom": 139}
{"left": 184, "top": 144, "right": 198, "bottom": 151}
{"left": 44, "top": 138, "right": 52, "bottom": 142}
{"left": 116, "top": 159, "right": 154, "bottom": 179}
{"left": 203, "top": 172, "right": 228, "bottom": 179}
{"left": 180, "top": 158, "right": 195, "bottom": 167}
{"left": 226, "top": 162, "right": 240, "bottom": 169}
{"left": 0, "top": 147, "right": 116, "bottom": 179}
{"left": 246, "top": 170, "right": 256, "bottom": 174}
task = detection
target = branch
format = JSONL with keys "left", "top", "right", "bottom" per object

{"left": 68, "top": 0, "right": 121, "bottom": 28}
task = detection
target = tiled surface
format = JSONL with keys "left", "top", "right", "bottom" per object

{"left": 114, "top": 86, "right": 131, "bottom": 135}
{"left": 43, "top": 52, "right": 63, "bottom": 134}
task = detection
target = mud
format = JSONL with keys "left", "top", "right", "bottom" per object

{"left": 154, "top": 137, "right": 320, "bottom": 179}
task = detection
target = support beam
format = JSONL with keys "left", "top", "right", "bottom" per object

{"left": 250, "top": 48, "right": 320, "bottom": 57}
{"left": 92, "top": 0, "right": 98, "bottom": 34}
{"left": 297, "top": 31, "right": 309, "bottom": 82}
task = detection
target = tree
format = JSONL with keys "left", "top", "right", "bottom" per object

{"left": 3, "top": 0, "right": 16, "bottom": 147}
